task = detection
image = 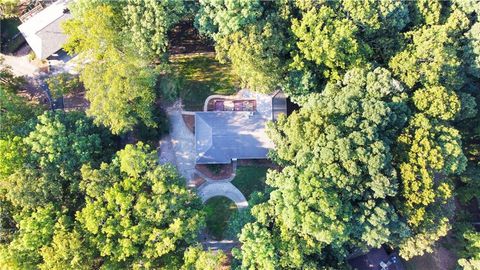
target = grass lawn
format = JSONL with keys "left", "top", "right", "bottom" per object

{"left": 231, "top": 166, "right": 269, "bottom": 199}
{"left": 204, "top": 196, "right": 237, "bottom": 240}
{"left": 170, "top": 53, "right": 239, "bottom": 111}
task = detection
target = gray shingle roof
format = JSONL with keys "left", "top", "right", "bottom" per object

{"left": 195, "top": 111, "right": 274, "bottom": 164}
{"left": 18, "top": 0, "right": 71, "bottom": 59}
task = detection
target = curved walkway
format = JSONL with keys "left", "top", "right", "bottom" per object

{"left": 198, "top": 181, "right": 248, "bottom": 209}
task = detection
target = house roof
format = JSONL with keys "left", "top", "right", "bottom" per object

{"left": 18, "top": 0, "right": 72, "bottom": 59}
{"left": 195, "top": 111, "right": 275, "bottom": 164}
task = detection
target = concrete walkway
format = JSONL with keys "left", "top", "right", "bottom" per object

{"left": 197, "top": 181, "right": 248, "bottom": 209}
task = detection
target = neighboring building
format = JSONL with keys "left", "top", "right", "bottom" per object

{"left": 195, "top": 90, "right": 287, "bottom": 164}
{"left": 348, "top": 248, "right": 405, "bottom": 270}
{"left": 18, "top": 0, "right": 71, "bottom": 60}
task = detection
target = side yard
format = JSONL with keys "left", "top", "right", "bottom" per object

{"left": 169, "top": 53, "right": 239, "bottom": 111}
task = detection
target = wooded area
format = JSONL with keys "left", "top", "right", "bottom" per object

{"left": 0, "top": 0, "right": 479, "bottom": 269}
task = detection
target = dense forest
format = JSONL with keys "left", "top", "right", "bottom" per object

{"left": 1, "top": 0, "right": 479, "bottom": 269}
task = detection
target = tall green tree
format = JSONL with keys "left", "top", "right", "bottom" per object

{"left": 237, "top": 68, "right": 411, "bottom": 268}
{"left": 63, "top": 2, "right": 161, "bottom": 134}
{"left": 196, "top": 0, "right": 290, "bottom": 92}
{"left": 123, "top": 0, "right": 185, "bottom": 59}
{"left": 77, "top": 143, "right": 205, "bottom": 269}
{"left": 0, "top": 204, "right": 61, "bottom": 268}
{"left": 291, "top": 5, "right": 371, "bottom": 81}
{"left": 182, "top": 245, "right": 227, "bottom": 270}
{"left": 1, "top": 111, "right": 112, "bottom": 212}
{"left": 0, "top": 59, "right": 39, "bottom": 139}
{"left": 457, "top": 229, "right": 480, "bottom": 270}
{"left": 389, "top": 8, "right": 469, "bottom": 90}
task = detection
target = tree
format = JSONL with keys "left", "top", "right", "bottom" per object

{"left": 45, "top": 73, "right": 81, "bottom": 99}
{"left": 237, "top": 68, "right": 411, "bottom": 268}
{"left": 80, "top": 51, "right": 158, "bottom": 134}
{"left": 456, "top": 92, "right": 478, "bottom": 122}
{"left": 182, "top": 245, "right": 227, "bottom": 270}
{"left": 291, "top": 6, "right": 371, "bottom": 80}
{"left": 409, "top": 0, "right": 444, "bottom": 26}
{"left": 398, "top": 217, "right": 451, "bottom": 259}
{"left": 396, "top": 113, "right": 466, "bottom": 228}
{"left": 196, "top": 0, "right": 290, "bottom": 92}
{"left": 39, "top": 225, "right": 97, "bottom": 270}
{"left": 0, "top": 59, "right": 39, "bottom": 139}
{"left": 196, "top": 0, "right": 264, "bottom": 39}
{"left": 215, "top": 22, "right": 286, "bottom": 92}
{"left": 0, "top": 0, "right": 19, "bottom": 19}
{"left": 1, "top": 111, "right": 112, "bottom": 211}
{"left": 123, "top": 0, "right": 185, "bottom": 59}
{"left": 0, "top": 204, "right": 61, "bottom": 268}
{"left": 225, "top": 191, "right": 266, "bottom": 239}
{"left": 63, "top": 2, "right": 160, "bottom": 134}
{"left": 77, "top": 143, "right": 205, "bottom": 268}
{"left": 341, "top": 0, "right": 410, "bottom": 33}
{"left": 464, "top": 22, "right": 480, "bottom": 78}
{"left": 457, "top": 229, "right": 480, "bottom": 270}
{"left": 235, "top": 223, "right": 279, "bottom": 270}
{"left": 412, "top": 86, "right": 461, "bottom": 120}
{"left": 389, "top": 8, "right": 470, "bottom": 90}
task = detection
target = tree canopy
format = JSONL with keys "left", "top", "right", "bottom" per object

{"left": 77, "top": 143, "right": 205, "bottom": 268}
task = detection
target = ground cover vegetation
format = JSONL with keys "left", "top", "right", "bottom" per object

{"left": 0, "top": 0, "right": 479, "bottom": 269}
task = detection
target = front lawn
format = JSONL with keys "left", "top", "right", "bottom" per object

{"left": 170, "top": 53, "right": 238, "bottom": 111}
{"left": 204, "top": 196, "right": 237, "bottom": 240}
{"left": 231, "top": 166, "right": 269, "bottom": 199}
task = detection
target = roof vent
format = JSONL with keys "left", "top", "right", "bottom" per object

{"left": 63, "top": 8, "right": 70, "bottom": 14}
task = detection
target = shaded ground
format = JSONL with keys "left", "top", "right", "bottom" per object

{"left": 170, "top": 53, "right": 238, "bottom": 111}
{"left": 168, "top": 20, "right": 214, "bottom": 55}
{"left": 0, "top": 18, "right": 25, "bottom": 54}
{"left": 204, "top": 197, "right": 237, "bottom": 240}
{"left": 403, "top": 244, "right": 457, "bottom": 270}
{"left": 231, "top": 166, "right": 269, "bottom": 199}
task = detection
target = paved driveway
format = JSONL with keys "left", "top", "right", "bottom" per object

{"left": 0, "top": 53, "right": 38, "bottom": 76}
{"left": 159, "top": 102, "right": 197, "bottom": 185}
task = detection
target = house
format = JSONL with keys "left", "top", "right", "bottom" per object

{"left": 195, "top": 90, "right": 287, "bottom": 164}
{"left": 348, "top": 248, "right": 405, "bottom": 270}
{"left": 18, "top": 0, "right": 71, "bottom": 60}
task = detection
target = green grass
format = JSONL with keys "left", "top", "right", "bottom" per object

{"left": 231, "top": 166, "right": 269, "bottom": 199}
{"left": 170, "top": 53, "right": 238, "bottom": 111}
{"left": 204, "top": 196, "right": 237, "bottom": 240}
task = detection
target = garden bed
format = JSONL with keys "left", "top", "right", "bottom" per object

{"left": 196, "top": 163, "right": 234, "bottom": 180}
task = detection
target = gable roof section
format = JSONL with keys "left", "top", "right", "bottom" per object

{"left": 195, "top": 111, "right": 274, "bottom": 164}
{"left": 18, "top": 0, "right": 71, "bottom": 59}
